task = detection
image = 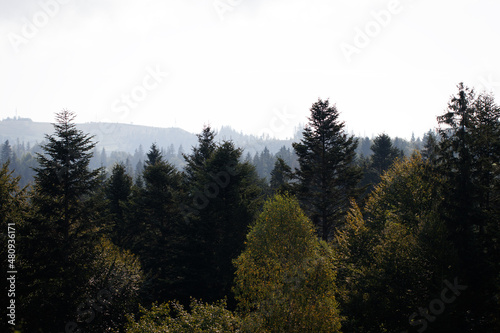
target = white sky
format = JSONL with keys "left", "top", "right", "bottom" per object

{"left": 1, "top": 0, "right": 499, "bottom": 139}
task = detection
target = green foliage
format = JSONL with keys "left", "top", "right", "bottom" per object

{"left": 334, "top": 154, "right": 460, "bottom": 332}
{"left": 73, "top": 238, "right": 145, "bottom": 332}
{"left": 293, "top": 98, "right": 362, "bottom": 240}
{"left": 234, "top": 194, "right": 341, "bottom": 333}
{"left": 124, "top": 299, "right": 241, "bottom": 333}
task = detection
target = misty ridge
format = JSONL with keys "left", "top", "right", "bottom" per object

{"left": 0, "top": 115, "right": 426, "bottom": 187}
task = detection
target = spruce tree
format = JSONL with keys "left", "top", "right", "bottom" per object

{"left": 370, "top": 133, "right": 403, "bottom": 175}
{"left": 105, "top": 163, "right": 133, "bottom": 247}
{"left": 292, "top": 98, "right": 362, "bottom": 240}
{"left": 183, "top": 125, "right": 217, "bottom": 183}
{"left": 20, "top": 110, "right": 103, "bottom": 331}
{"left": 136, "top": 143, "right": 186, "bottom": 303}
{"left": 182, "top": 128, "right": 263, "bottom": 305}
{"left": 436, "top": 83, "right": 500, "bottom": 330}
{"left": 361, "top": 133, "right": 403, "bottom": 188}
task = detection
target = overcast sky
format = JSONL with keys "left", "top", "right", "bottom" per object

{"left": 1, "top": 0, "right": 499, "bottom": 139}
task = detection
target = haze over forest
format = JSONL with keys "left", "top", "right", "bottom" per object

{"left": 2, "top": 0, "right": 500, "bottom": 332}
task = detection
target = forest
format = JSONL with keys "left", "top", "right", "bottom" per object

{"left": 1, "top": 82, "right": 499, "bottom": 332}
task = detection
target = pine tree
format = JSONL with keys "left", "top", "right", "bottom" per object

{"left": 292, "top": 98, "right": 362, "bottom": 240}
{"left": 20, "top": 110, "right": 103, "bottom": 331}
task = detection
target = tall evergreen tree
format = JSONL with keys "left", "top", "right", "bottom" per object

{"left": 292, "top": 98, "right": 362, "bottom": 240}
{"left": 105, "top": 163, "right": 133, "bottom": 247}
{"left": 134, "top": 144, "right": 186, "bottom": 303}
{"left": 183, "top": 125, "right": 217, "bottom": 183}
{"left": 182, "top": 128, "right": 263, "bottom": 305}
{"left": 19, "top": 110, "right": 103, "bottom": 332}
{"left": 436, "top": 83, "right": 500, "bottom": 330}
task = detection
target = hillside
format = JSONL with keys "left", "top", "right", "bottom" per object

{"left": 0, "top": 118, "right": 296, "bottom": 156}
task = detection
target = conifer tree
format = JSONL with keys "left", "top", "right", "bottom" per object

{"left": 361, "top": 133, "right": 403, "bottom": 189}
{"left": 436, "top": 83, "right": 500, "bottom": 330}
{"left": 20, "top": 110, "right": 103, "bottom": 331}
{"left": 0, "top": 140, "right": 12, "bottom": 165}
{"left": 370, "top": 133, "right": 403, "bottom": 175}
{"left": 270, "top": 157, "right": 292, "bottom": 194}
{"left": 135, "top": 143, "right": 185, "bottom": 303}
{"left": 182, "top": 128, "right": 263, "bottom": 305}
{"left": 421, "top": 130, "right": 439, "bottom": 163}
{"left": 292, "top": 98, "right": 362, "bottom": 240}
{"left": 106, "top": 163, "right": 133, "bottom": 247}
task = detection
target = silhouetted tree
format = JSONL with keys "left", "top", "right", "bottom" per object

{"left": 19, "top": 110, "right": 104, "bottom": 332}
{"left": 293, "top": 98, "right": 362, "bottom": 240}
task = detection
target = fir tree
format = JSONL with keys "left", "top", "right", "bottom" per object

{"left": 292, "top": 98, "right": 362, "bottom": 240}
{"left": 135, "top": 143, "right": 186, "bottom": 303}
{"left": 182, "top": 128, "right": 263, "bottom": 305}
{"left": 20, "top": 110, "right": 103, "bottom": 331}
{"left": 105, "top": 163, "right": 133, "bottom": 247}
{"left": 436, "top": 83, "right": 500, "bottom": 330}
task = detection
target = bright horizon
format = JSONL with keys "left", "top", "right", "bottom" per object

{"left": 1, "top": 0, "right": 500, "bottom": 140}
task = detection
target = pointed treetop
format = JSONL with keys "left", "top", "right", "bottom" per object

{"left": 146, "top": 143, "right": 163, "bottom": 166}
